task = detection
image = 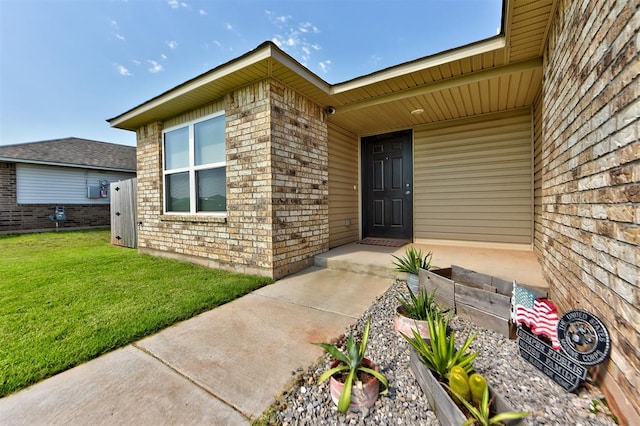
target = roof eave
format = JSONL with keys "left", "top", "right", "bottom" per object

{"left": 0, "top": 157, "right": 136, "bottom": 173}
{"left": 108, "top": 42, "right": 332, "bottom": 131}
{"left": 331, "top": 35, "right": 506, "bottom": 95}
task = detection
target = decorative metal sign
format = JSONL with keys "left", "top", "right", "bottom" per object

{"left": 515, "top": 306, "right": 611, "bottom": 393}
{"left": 557, "top": 309, "right": 611, "bottom": 366}
{"left": 517, "top": 327, "right": 587, "bottom": 392}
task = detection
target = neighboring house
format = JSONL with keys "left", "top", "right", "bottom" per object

{"left": 0, "top": 138, "right": 136, "bottom": 232}
{"left": 108, "top": 0, "right": 638, "bottom": 421}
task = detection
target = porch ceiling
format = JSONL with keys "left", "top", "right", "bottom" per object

{"left": 325, "top": 57, "right": 542, "bottom": 135}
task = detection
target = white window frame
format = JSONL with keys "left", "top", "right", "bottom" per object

{"left": 162, "top": 111, "right": 226, "bottom": 216}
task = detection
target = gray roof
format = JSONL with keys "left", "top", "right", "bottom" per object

{"left": 0, "top": 137, "right": 136, "bottom": 172}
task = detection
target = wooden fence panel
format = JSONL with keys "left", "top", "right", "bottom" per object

{"left": 110, "top": 178, "right": 137, "bottom": 248}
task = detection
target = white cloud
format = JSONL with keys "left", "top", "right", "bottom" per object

{"left": 148, "top": 60, "right": 163, "bottom": 73}
{"left": 167, "top": 0, "right": 179, "bottom": 8}
{"left": 199, "top": 9, "right": 206, "bottom": 16}
{"left": 265, "top": 11, "right": 290, "bottom": 27}
{"left": 298, "top": 22, "right": 318, "bottom": 34}
{"left": 268, "top": 12, "right": 322, "bottom": 68}
{"left": 116, "top": 64, "right": 132, "bottom": 76}
{"left": 110, "top": 20, "right": 119, "bottom": 29}
{"left": 167, "top": 40, "right": 178, "bottom": 50}
{"left": 224, "top": 23, "right": 233, "bottom": 31}
{"left": 181, "top": 1, "right": 188, "bottom": 7}
{"left": 161, "top": 53, "right": 168, "bottom": 60}
{"left": 318, "top": 60, "right": 331, "bottom": 74}
{"left": 368, "top": 54, "right": 382, "bottom": 67}
{"left": 131, "top": 59, "right": 141, "bottom": 65}
{"left": 115, "top": 33, "right": 125, "bottom": 41}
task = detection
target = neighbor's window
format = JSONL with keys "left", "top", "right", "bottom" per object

{"left": 163, "top": 112, "right": 226, "bottom": 214}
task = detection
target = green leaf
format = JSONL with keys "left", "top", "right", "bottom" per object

{"left": 490, "top": 411, "right": 531, "bottom": 423}
{"left": 359, "top": 366, "right": 389, "bottom": 395}
{"left": 359, "top": 319, "right": 370, "bottom": 359}
{"left": 337, "top": 368, "right": 355, "bottom": 413}
{"left": 317, "top": 364, "right": 348, "bottom": 384}
{"left": 313, "top": 343, "right": 350, "bottom": 365}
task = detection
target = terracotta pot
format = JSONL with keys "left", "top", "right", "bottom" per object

{"left": 393, "top": 306, "right": 431, "bottom": 339}
{"left": 328, "top": 358, "right": 380, "bottom": 412}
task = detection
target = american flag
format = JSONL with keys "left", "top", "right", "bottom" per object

{"left": 512, "top": 282, "right": 561, "bottom": 350}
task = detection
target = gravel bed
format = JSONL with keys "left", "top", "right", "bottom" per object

{"left": 267, "top": 280, "right": 617, "bottom": 425}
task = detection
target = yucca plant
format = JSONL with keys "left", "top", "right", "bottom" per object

{"left": 315, "top": 320, "right": 389, "bottom": 413}
{"left": 448, "top": 385, "right": 531, "bottom": 426}
{"left": 396, "top": 283, "right": 441, "bottom": 321}
{"left": 401, "top": 312, "right": 478, "bottom": 380}
{"left": 391, "top": 246, "right": 433, "bottom": 275}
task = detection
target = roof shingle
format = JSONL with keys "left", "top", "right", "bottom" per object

{"left": 0, "top": 137, "right": 136, "bottom": 171}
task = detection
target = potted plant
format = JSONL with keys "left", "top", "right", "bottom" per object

{"left": 402, "top": 314, "right": 525, "bottom": 426}
{"left": 391, "top": 246, "right": 433, "bottom": 293}
{"left": 314, "top": 320, "right": 389, "bottom": 413}
{"left": 393, "top": 283, "right": 442, "bottom": 339}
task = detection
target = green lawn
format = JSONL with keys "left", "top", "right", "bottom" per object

{"left": 0, "top": 230, "right": 272, "bottom": 397}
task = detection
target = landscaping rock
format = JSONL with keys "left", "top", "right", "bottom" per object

{"left": 269, "top": 281, "right": 616, "bottom": 425}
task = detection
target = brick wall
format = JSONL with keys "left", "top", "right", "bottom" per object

{"left": 0, "top": 161, "right": 111, "bottom": 232}
{"left": 270, "top": 81, "right": 329, "bottom": 277}
{"left": 539, "top": 0, "right": 639, "bottom": 422}
{"left": 134, "top": 79, "right": 328, "bottom": 279}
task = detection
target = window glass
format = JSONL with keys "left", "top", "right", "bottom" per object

{"left": 164, "top": 126, "right": 189, "bottom": 170}
{"left": 195, "top": 115, "right": 225, "bottom": 166}
{"left": 165, "top": 172, "right": 190, "bottom": 212}
{"left": 197, "top": 168, "right": 226, "bottom": 212}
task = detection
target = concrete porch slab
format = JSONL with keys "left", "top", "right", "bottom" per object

{"left": 316, "top": 242, "right": 548, "bottom": 288}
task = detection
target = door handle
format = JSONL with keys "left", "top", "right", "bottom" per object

{"left": 405, "top": 190, "right": 411, "bottom": 195}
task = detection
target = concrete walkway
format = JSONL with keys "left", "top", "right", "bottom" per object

{"left": 0, "top": 267, "right": 392, "bottom": 425}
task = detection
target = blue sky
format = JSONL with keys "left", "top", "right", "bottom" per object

{"left": 0, "top": 0, "right": 502, "bottom": 147}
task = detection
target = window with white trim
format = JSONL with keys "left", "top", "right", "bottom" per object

{"left": 163, "top": 112, "right": 226, "bottom": 214}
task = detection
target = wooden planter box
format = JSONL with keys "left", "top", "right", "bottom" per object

{"left": 409, "top": 349, "right": 522, "bottom": 426}
{"left": 419, "top": 265, "right": 546, "bottom": 337}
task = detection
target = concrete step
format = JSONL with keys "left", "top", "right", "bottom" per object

{"left": 314, "top": 249, "right": 404, "bottom": 280}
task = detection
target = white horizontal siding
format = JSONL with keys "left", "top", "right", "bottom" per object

{"left": 413, "top": 109, "right": 533, "bottom": 245}
{"left": 16, "top": 164, "right": 135, "bottom": 205}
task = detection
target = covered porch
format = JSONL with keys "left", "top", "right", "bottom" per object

{"left": 315, "top": 241, "right": 547, "bottom": 289}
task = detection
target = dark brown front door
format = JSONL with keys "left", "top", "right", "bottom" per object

{"left": 362, "top": 130, "right": 413, "bottom": 239}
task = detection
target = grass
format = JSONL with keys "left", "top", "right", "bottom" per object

{"left": 0, "top": 230, "right": 272, "bottom": 397}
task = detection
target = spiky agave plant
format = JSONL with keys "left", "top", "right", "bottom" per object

{"left": 401, "top": 312, "right": 478, "bottom": 380}
{"left": 396, "top": 283, "right": 441, "bottom": 321}
{"left": 314, "top": 320, "right": 389, "bottom": 413}
{"left": 391, "top": 246, "right": 433, "bottom": 275}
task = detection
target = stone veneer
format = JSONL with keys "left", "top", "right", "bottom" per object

{"left": 0, "top": 161, "right": 111, "bottom": 232}
{"left": 538, "top": 0, "right": 639, "bottom": 422}
{"left": 134, "top": 79, "right": 328, "bottom": 279}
